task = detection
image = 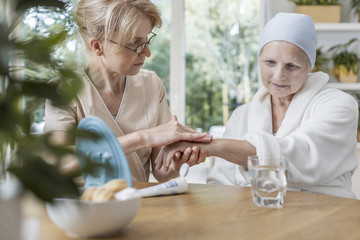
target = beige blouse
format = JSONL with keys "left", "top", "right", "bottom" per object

{"left": 44, "top": 68, "right": 172, "bottom": 182}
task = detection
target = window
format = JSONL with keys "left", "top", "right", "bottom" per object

{"left": 147, "top": 0, "right": 261, "bottom": 132}
{"left": 184, "top": 0, "right": 260, "bottom": 131}
{"left": 23, "top": 3, "right": 84, "bottom": 129}
{"left": 21, "top": 0, "right": 260, "bottom": 134}
{"left": 143, "top": 0, "right": 171, "bottom": 96}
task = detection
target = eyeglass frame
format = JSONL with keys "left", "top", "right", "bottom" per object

{"left": 108, "top": 32, "right": 156, "bottom": 54}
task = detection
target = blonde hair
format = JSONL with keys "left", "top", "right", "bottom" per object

{"left": 73, "top": 0, "right": 162, "bottom": 50}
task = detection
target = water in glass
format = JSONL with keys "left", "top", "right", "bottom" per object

{"left": 250, "top": 165, "right": 287, "bottom": 208}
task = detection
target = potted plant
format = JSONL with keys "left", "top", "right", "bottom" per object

{"left": 313, "top": 47, "right": 331, "bottom": 73}
{"left": 351, "top": 0, "right": 360, "bottom": 22}
{"left": 288, "top": 0, "right": 341, "bottom": 23}
{"left": 328, "top": 38, "right": 359, "bottom": 83}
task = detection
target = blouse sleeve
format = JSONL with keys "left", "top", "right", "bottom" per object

{"left": 43, "top": 98, "right": 77, "bottom": 133}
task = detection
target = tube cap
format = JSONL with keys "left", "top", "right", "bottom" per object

{"left": 180, "top": 163, "right": 189, "bottom": 178}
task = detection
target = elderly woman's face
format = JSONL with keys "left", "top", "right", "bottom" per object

{"left": 259, "top": 41, "right": 311, "bottom": 99}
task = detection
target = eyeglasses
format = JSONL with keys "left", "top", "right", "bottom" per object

{"left": 109, "top": 32, "right": 156, "bottom": 54}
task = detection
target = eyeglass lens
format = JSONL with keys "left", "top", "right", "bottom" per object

{"left": 135, "top": 34, "right": 155, "bottom": 53}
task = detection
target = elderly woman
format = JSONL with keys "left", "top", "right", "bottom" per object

{"left": 44, "top": 0, "right": 211, "bottom": 183}
{"left": 155, "top": 13, "right": 358, "bottom": 198}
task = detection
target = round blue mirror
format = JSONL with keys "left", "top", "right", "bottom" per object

{"left": 75, "top": 116, "right": 132, "bottom": 188}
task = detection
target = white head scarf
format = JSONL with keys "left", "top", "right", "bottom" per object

{"left": 259, "top": 12, "right": 317, "bottom": 70}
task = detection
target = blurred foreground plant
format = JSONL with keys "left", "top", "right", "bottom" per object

{"left": 0, "top": 0, "right": 85, "bottom": 202}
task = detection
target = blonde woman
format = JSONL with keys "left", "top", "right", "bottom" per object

{"left": 44, "top": 0, "right": 211, "bottom": 182}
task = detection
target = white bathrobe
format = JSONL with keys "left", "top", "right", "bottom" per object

{"left": 207, "top": 72, "right": 358, "bottom": 199}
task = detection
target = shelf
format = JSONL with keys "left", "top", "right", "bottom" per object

{"left": 315, "top": 23, "right": 360, "bottom": 32}
{"left": 328, "top": 83, "right": 360, "bottom": 91}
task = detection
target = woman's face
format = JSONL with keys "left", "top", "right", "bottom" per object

{"left": 259, "top": 41, "right": 311, "bottom": 99}
{"left": 102, "top": 16, "right": 152, "bottom": 76}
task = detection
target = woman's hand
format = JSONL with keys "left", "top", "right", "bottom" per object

{"left": 143, "top": 115, "right": 212, "bottom": 148}
{"left": 155, "top": 141, "right": 207, "bottom": 172}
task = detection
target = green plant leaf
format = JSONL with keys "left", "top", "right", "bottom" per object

{"left": 15, "top": 0, "right": 67, "bottom": 13}
{"left": 1, "top": 0, "right": 87, "bottom": 204}
{"left": 14, "top": 30, "right": 68, "bottom": 65}
{"left": 351, "top": 0, "right": 360, "bottom": 11}
{"left": 330, "top": 38, "right": 360, "bottom": 72}
{"left": 67, "top": 127, "right": 101, "bottom": 142}
{"left": 8, "top": 156, "right": 80, "bottom": 202}
{"left": 22, "top": 81, "right": 61, "bottom": 100}
{"left": 0, "top": 93, "right": 32, "bottom": 136}
{"left": 54, "top": 69, "right": 83, "bottom": 105}
{"left": 341, "top": 65, "right": 350, "bottom": 76}
{"left": 353, "top": 64, "right": 359, "bottom": 75}
{"left": 0, "top": 23, "right": 11, "bottom": 76}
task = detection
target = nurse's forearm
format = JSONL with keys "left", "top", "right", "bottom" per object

{"left": 117, "top": 131, "right": 148, "bottom": 156}
{"left": 198, "top": 139, "right": 256, "bottom": 167}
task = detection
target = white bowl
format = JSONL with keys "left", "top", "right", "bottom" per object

{"left": 46, "top": 196, "right": 141, "bottom": 238}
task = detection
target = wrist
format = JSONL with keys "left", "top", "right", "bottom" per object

{"left": 139, "top": 130, "right": 150, "bottom": 148}
{"left": 118, "top": 130, "right": 149, "bottom": 155}
{"left": 198, "top": 140, "right": 216, "bottom": 157}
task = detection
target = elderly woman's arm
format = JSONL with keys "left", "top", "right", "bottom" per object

{"left": 154, "top": 139, "right": 256, "bottom": 172}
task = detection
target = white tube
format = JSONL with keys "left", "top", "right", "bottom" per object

{"left": 137, "top": 177, "right": 188, "bottom": 197}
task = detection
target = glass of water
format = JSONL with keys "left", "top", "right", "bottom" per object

{"left": 247, "top": 155, "right": 288, "bottom": 208}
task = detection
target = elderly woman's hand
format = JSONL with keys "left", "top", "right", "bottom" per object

{"left": 155, "top": 142, "right": 207, "bottom": 172}
{"left": 144, "top": 115, "right": 212, "bottom": 148}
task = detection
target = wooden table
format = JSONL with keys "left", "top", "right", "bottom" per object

{"left": 23, "top": 183, "right": 360, "bottom": 240}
